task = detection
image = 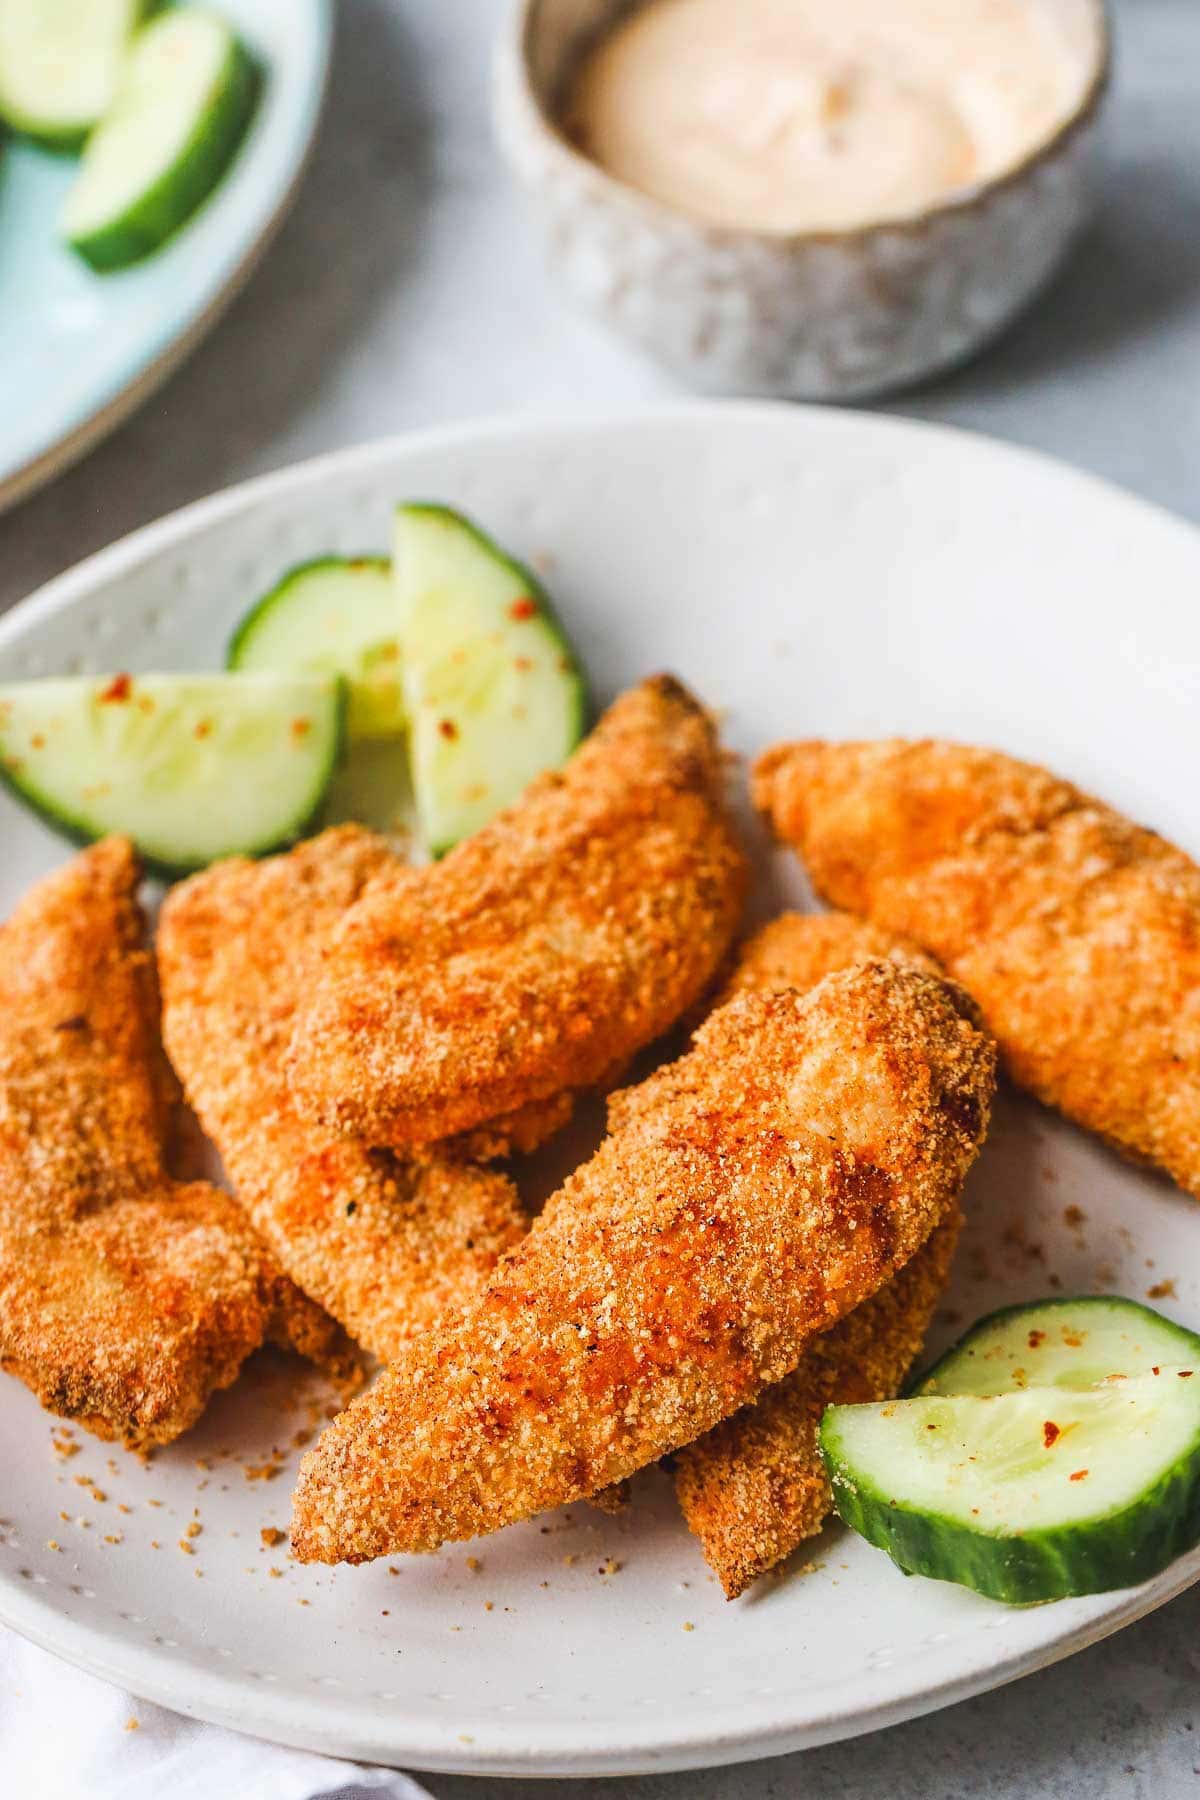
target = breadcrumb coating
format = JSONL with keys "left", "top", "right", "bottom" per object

{"left": 675, "top": 1208, "right": 960, "bottom": 1596}
{"left": 285, "top": 676, "right": 748, "bottom": 1149}
{"left": 672, "top": 910, "right": 960, "bottom": 1595}
{"left": 755, "top": 739, "right": 1200, "bottom": 1197}
{"left": 0, "top": 841, "right": 347, "bottom": 1450}
{"left": 290, "top": 961, "right": 994, "bottom": 1562}
{"left": 158, "top": 828, "right": 529, "bottom": 1362}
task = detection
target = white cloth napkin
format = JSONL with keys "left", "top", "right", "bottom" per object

{"left": 0, "top": 1626, "right": 435, "bottom": 1800}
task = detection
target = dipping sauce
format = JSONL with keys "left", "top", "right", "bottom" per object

{"left": 565, "top": 0, "right": 1094, "bottom": 233}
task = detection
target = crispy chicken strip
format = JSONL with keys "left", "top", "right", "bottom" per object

{"left": 285, "top": 676, "right": 748, "bottom": 1150}
{"left": 755, "top": 739, "right": 1200, "bottom": 1198}
{"left": 291, "top": 961, "right": 994, "bottom": 1562}
{"left": 671, "top": 911, "right": 959, "bottom": 1595}
{"left": 0, "top": 841, "right": 348, "bottom": 1450}
{"left": 158, "top": 828, "right": 528, "bottom": 1362}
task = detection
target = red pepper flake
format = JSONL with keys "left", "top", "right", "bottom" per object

{"left": 1180, "top": 1370, "right": 1194, "bottom": 1378}
{"left": 1069, "top": 1469, "right": 1089, "bottom": 1482}
{"left": 508, "top": 597, "right": 537, "bottom": 622}
{"left": 1027, "top": 1329, "right": 1046, "bottom": 1349}
{"left": 1043, "top": 1421, "right": 1061, "bottom": 1448}
{"left": 514, "top": 655, "right": 534, "bottom": 672}
{"left": 30, "top": 732, "right": 46, "bottom": 750}
{"left": 291, "top": 717, "right": 312, "bottom": 741}
{"left": 99, "top": 673, "right": 133, "bottom": 704}
{"left": 193, "top": 718, "right": 213, "bottom": 740}
{"left": 1152, "top": 1366, "right": 1161, "bottom": 1375}
{"left": 1062, "top": 1331, "right": 1083, "bottom": 1348}
{"left": 438, "top": 718, "right": 459, "bottom": 741}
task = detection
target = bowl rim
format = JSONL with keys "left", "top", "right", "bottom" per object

{"left": 496, "top": 0, "right": 1112, "bottom": 249}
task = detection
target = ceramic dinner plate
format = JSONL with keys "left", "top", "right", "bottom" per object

{"left": 0, "top": 0, "right": 330, "bottom": 513}
{"left": 0, "top": 406, "right": 1198, "bottom": 1777}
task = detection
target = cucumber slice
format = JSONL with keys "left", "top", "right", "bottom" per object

{"left": 917, "top": 1296, "right": 1200, "bottom": 1398}
{"left": 821, "top": 1368, "right": 1200, "bottom": 1603}
{"left": 395, "top": 504, "right": 587, "bottom": 855}
{"left": 0, "top": 0, "right": 151, "bottom": 151}
{"left": 0, "top": 672, "right": 344, "bottom": 874}
{"left": 61, "top": 8, "right": 258, "bottom": 272}
{"left": 228, "top": 557, "right": 404, "bottom": 744}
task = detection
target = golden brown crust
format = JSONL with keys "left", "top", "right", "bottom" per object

{"left": 675, "top": 1208, "right": 961, "bottom": 1597}
{"left": 0, "top": 841, "right": 341, "bottom": 1450}
{"left": 670, "top": 909, "right": 957, "bottom": 1594}
{"left": 290, "top": 961, "right": 994, "bottom": 1563}
{"left": 755, "top": 738, "right": 1200, "bottom": 1198}
{"left": 285, "top": 677, "right": 749, "bottom": 1149}
{"left": 158, "top": 828, "right": 528, "bottom": 1362}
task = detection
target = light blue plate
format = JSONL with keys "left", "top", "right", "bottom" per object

{"left": 0, "top": 0, "right": 331, "bottom": 511}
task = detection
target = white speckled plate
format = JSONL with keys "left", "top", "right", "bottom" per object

{"left": 1, "top": 406, "right": 1199, "bottom": 1778}
{"left": 0, "top": 0, "right": 330, "bottom": 513}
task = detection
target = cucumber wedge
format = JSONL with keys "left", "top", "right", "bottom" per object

{"left": 395, "top": 504, "right": 587, "bottom": 855}
{"left": 917, "top": 1296, "right": 1200, "bottom": 1398}
{"left": 228, "top": 557, "right": 404, "bottom": 743}
{"left": 61, "top": 8, "right": 258, "bottom": 272}
{"left": 0, "top": 672, "right": 344, "bottom": 874}
{"left": 821, "top": 1369, "right": 1200, "bottom": 1603}
{"left": 0, "top": 0, "right": 151, "bottom": 151}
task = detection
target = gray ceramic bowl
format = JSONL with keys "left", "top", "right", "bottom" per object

{"left": 495, "top": 0, "right": 1110, "bottom": 400}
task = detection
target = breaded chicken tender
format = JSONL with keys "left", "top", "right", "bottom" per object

{"left": 285, "top": 677, "right": 748, "bottom": 1150}
{"left": 0, "top": 841, "right": 348, "bottom": 1450}
{"left": 290, "top": 961, "right": 994, "bottom": 1563}
{"left": 676, "top": 1209, "right": 960, "bottom": 1596}
{"left": 158, "top": 828, "right": 529, "bottom": 1362}
{"left": 755, "top": 739, "right": 1200, "bottom": 1198}
{"left": 673, "top": 911, "right": 959, "bottom": 1596}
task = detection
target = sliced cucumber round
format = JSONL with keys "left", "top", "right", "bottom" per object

{"left": 395, "top": 503, "right": 587, "bottom": 856}
{"left": 917, "top": 1296, "right": 1200, "bottom": 1398}
{"left": 0, "top": 0, "right": 151, "bottom": 151}
{"left": 228, "top": 557, "right": 403, "bottom": 744}
{"left": 821, "top": 1368, "right": 1200, "bottom": 1603}
{"left": 61, "top": 8, "right": 258, "bottom": 272}
{"left": 0, "top": 672, "right": 344, "bottom": 874}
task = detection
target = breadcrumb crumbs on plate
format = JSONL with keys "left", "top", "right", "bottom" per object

{"left": 117, "top": 1505, "right": 131, "bottom": 1516}
{"left": 45, "top": 1540, "right": 60, "bottom": 1552}
{"left": 268, "top": 1567, "right": 283, "bottom": 1579}
{"left": 185, "top": 1520, "right": 201, "bottom": 1539}
{"left": 484, "top": 1602, "right": 494, "bottom": 1612}
{"left": 178, "top": 1540, "right": 194, "bottom": 1556}
{"left": 150, "top": 1541, "right": 161, "bottom": 1550}
{"left": 466, "top": 1556, "right": 481, "bottom": 1572}
{"left": 103, "top": 1535, "right": 122, "bottom": 1546}
{"left": 562, "top": 1554, "right": 577, "bottom": 1567}
{"left": 261, "top": 1527, "right": 286, "bottom": 1548}
{"left": 682, "top": 1621, "right": 695, "bottom": 1632}
{"left": 599, "top": 1558, "right": 621, "bottom": 1576}
{"left": 1148, "top": 1279, "right": 1178, "bottom": 1300}
{"left": 124, "top": 1719, "right": 139, "bottom": 1733}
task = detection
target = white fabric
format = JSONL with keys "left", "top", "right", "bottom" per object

{"left": 0, "top": 1627, "right": 434, "bottom": 1800}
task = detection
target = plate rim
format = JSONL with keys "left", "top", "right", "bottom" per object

{"left": 2, "top": 401, "right": 1199, "bottom": 1776}
{"left": 4, "top": 402, "right": 1200, "bottom": 648}
{"left": 0, "top": 0, "right": 333, "bottom": 516}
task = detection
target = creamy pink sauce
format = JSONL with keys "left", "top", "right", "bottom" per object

{"left": 567, "top": 0, "right": 1095, "bottom": 233}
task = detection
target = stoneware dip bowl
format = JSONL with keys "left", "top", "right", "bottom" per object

{"left": 495, "top": 0, "right": 1110, "bottom": 400}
